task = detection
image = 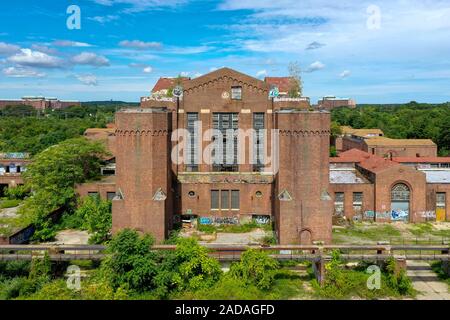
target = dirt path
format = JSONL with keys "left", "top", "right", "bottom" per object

{"left": 406, "top": 261, "right": 450, "bottom": 300}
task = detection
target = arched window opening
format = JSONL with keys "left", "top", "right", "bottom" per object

{"left": 391, "top": 183, "right": 410, "bottom": 221}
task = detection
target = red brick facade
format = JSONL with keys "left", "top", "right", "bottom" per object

{"left": 330, "top": 149, "right": 450, "bottom": 222}
{"left": 112, "top": 68, "right": 333, "bottom": 244}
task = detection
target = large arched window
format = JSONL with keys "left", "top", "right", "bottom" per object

{"left": 391, "top": 183, "right": 410, "bottom": 221}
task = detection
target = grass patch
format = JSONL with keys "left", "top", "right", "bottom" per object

{"left": 197, "top": 221, "right": 272, "bottom": 234}
{"left": 174, "top": 269, "right": 308, "bottom": 300}
{"left": 431, "top": 261, "right": 450, "bottom": 289}
{"left": 333, "top": 223, "right": 401, "bottom": 243}
{"left": 0, "top": 199, "right": 22, "bottom": 209}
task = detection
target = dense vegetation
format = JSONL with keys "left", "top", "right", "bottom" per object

{"left": 0, "top": 103, "right": 131, "bottom": 155}
{"left": 331, "top": 102, "right": 450, "bottom": 156}
{"left": 0, "top": 230, "right": 419, "bottom": 300}
{"left": 16, "top": 138, "right": 109, "bottom": 241}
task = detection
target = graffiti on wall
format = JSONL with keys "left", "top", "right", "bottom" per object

{"left": 352, "top": 210, "right": 440, "bottom": 222}
{"left": 418, "top": 211, "right": 436, "bottom": 219}
{"left": 199, "top": 216, "right": 239, "bottom": 225}
{"left": 253, "top": 215, "right": 271, "bottom": 225}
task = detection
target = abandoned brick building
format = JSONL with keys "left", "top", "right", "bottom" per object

{"left": 77, "top": 68, "right": 450, "bottom": 244}
{"left": 79, "top": 68, "right": 333, "bottom": 244}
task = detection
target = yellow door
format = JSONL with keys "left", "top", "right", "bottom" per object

{"left": 436, "top": 208, "right": 446, "bottom": 222}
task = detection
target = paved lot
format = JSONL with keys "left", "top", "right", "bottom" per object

{"left": 406, "top": 261, "right": 450, "bottom": 300}
{"left": 47, "top": 230, "right": 90, "bottom": 245}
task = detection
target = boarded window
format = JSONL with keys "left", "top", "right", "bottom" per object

{"left": 211, "top": 190, "right": 219, "bottom": 210}
{"left": 231, "top": 190, "right": 240, "bottom": 209}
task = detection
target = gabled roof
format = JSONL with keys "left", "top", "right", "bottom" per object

{"left": 357, "top": 156, "right": 400, "bottom": 173}
{"left": 331, "top": 149, "right": 373, "bottom": 163}
{"left": 331, "top": 148, "right": 400, "bottom": 173}
{"left": 151, "top": 77, "right": 191, "bottom": 93}
{"left": 183, "top": 68, "right": 268, "bottom": 91}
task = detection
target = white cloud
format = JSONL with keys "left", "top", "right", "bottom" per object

{"left": 119, "top": 40, "right": 162, "bottom": 50}
{"left": 339, "top": 70, "right": 351, "bottom": 79}
{"left": 256, "top": 69, "right": 267, "bottom": 78}
{"left": 179, "top": 71, "right": 190, "bottom": 77}
{"left": 305, "top": 61, "right": 325, "bottom": 73}
{"left": 7, "top": 49, "right": 63, "bottom": 68}
{"left": 3, "top": 67, "right": 46, "bottom": 78}
{"left": 129, "top": 63, "right": 153, "bottom": 73}
{"left": 53, "top": 40, "right": 92, "bottom": 47}
{"left": 71, "top": 52, "right": 110, "bottom": 67}
{"left": 92, "top": 0, "right": 187, "bottom": 12}
{"left": 193, "top": 72, "right": 203, "bottom": 78}
{"left": 143, "top": 66, "right": 153, "bottom": 73}
{"left": 31, "top": 44, "right": 57, "bottom": 55}
{"left": 165, "top": 45, "right": 213, "bottom": 54}
{"left": 0, "top": 42, "right": 20, "bottom": 55}
{"left": 88, "top": 15, "right": 120, "bottom": 24}
{"left": 75, "top": 74, "right": 98, "bottom": 86}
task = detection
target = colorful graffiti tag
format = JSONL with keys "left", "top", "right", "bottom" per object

{"left": 199, "top": 217, "right": 239, "bottom": 225}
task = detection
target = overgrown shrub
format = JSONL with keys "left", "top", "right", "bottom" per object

{"left": 385, "top": 257, "right": 414, "bottom": 295}
{"left": 100, "top": 229, "right": 160, "bottom": 292}
{"left": 5, "top": 185, "right": 30, "bottom": 200}
{"left": 229, "top": 249, "right": 279, "bottom": 290}
{"left": 64, "top": 196, "right": 112, "bottom": 244}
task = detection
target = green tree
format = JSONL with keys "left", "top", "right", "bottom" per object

{"left": 72, "top": 196, "right": 112, "bottom": 244}
{"left": 171, "top": 238, "right": 222, "bottom": 292}
{"left": 17, "top": 138, "right": 108, "bottom": 240}
{"left": 101, "top": 229, "right": 160, "bottom": 292}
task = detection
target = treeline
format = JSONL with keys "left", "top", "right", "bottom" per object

{"left": 0, "top": 103, "right": 135, "bottom": 155}
{"left": 331, "top": 102, "right": 450, "bottom": 156}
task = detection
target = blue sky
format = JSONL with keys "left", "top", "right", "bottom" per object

{"left": 1, "top": 0, "right": 450, "bottom": 103}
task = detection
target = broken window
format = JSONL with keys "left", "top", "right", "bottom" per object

{"left": 107, "top": 192, "right": 116, "bottom": 201}
{"left": 231, "top": 86, "right": 242, "bottom": 100}
{"left": 212, "top": 113, "right": 238, "bottom": 172}
{"left": 334, "top": 192, "right": 344, "bottom": 216}
{"left": 353, "top": 192, "right": 363, "bottom": 215}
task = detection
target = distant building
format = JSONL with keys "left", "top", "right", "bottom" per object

{"left": 330, "top": 149, "right": 450, "bottom": 222}
{"left": 336, "top": 126, "right": 437, "bottom": 158}
{"left": 335, "top": 126, "right": 384, "bottom": 153}
{"left": 0, "top": 153, "right": 30, "bottom": 196}
{"left": 318, "top": 96, "right": 356, "bottom": 110}
{"left": 0, "top": 96, "right": 81, "bottom": 111}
